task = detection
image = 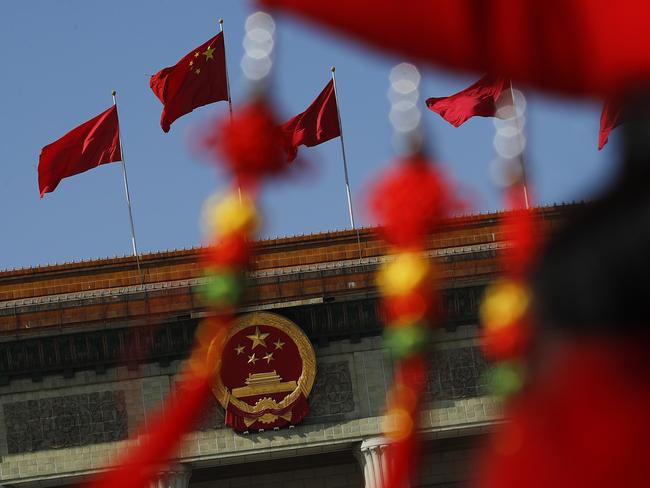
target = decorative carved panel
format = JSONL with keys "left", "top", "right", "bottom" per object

{"left": 308, "top": 361, "right": 355, "bottom": 419}
{"left": 195, "top": 394, "right": 226, "bottom": 431}
{"left": 423, "top": 346, "right": 488, "bottom": 402}
{"left": 3, "top": 390, "right": 128, "bottom": 454}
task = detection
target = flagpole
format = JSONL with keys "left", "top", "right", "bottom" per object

{"left": 330, "top": 67, "right": 363, "bottom": 259}
{"left": 219, "top": 19, "right": 235, "bottom": 122}
{"left": 112, "top": 91, "right": 144, "bottom": 287}
{"left": 509, "top": 80, "right": 530, "bottom": 209}
{"left": 219, "top": 18, "right": 242, "bottom": 203}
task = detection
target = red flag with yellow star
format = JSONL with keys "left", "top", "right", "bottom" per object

{"left": 150, "top": 32, "right": 229, "bottom": 133}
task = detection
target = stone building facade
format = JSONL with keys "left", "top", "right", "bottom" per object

{"left": 0, "top": 206, "right": 567, "bottom": 488}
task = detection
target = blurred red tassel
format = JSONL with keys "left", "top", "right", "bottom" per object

{"left": 475, "top": 339, "right": 650, "bottom": 488}
{"left": 83, "top": 372, "right": 213, "bottom": 488}
{"left": 202, "top": 100, "right": 288, "bottom": 188}
{"left": 260, "top": 0, "right": 650, "bottom": 98}
{"left": 386, "top": 436, "right": 421, "bottom": 488}
{"left": 482, "top": 320, "right": 531, "bottom": 359}
{"left": 383, "top": 290, "right": 434, "bottom": 324}
{"left": 502, "top": 183, "right": 540, "bottom": 278}
{"left": 369, "top": 157, "right": 455, "bottom": 249}
{"left": 202, "top": 232, "right": 253, "bottom": 269}
{"left": 386, "top": 356, "right": 427, "bottom": 487}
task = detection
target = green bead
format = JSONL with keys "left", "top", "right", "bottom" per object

{"left": 201, "top": 271, "right": 243, "bottom": 305}
{"left": 384, "top": 324, "right": 430, "bottom": 359}
{"left": 486, "top": 361, "right": 526, "bottom": 398}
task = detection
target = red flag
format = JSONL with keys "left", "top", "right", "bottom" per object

{"left": 281, "top": 79, "right": 341, "bottom": 161}
{"left": 38, "top": 106, "right": 121, "bottom": 197}
{"left": 598, "top": 99, "right": 623, "bottom": 150}
{"left": 150, "top": 32, "right": 229, "bottom": 133}
{"left": 426, "top": 75, "right": 509, "bottom": 127}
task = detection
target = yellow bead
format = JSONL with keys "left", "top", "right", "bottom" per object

{"left": 480, "top": 279, "right": 530, "bottom": 331}
{"left": 382, "top": 407, "right": 414, "bottom": 441}
{"left": 203, "top": 191, "right": 259, "bottom": 237}
{"left": 377, "top": 252, "right": 431, "bottom": 296}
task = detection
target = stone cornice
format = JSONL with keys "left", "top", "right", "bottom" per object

{"left": 0, "top": 285, "right": 485, "bottom": 382}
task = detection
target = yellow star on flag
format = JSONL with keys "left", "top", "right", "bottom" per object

{"left": 247, "top": 353, "right": 258, "bottom": 364}
{"left": 194, "top": 51, "right": 200, "bottom": 58}
{"left": 202, "top": 45, "right": 215, "bottom": 61}
{"left": 195, "top": 68, "right": 201, "bottom": 75}
{"left": 247, "top": 326, "right": 269, "bottom": 349}
{"left": 263, "top": 352, "right": 274, "bottom": 364}
{"left": 274, "top": 339, "right": 285, "bottom": 350}
{"left": 235, "top": 344, "right": 245, "bottom": 355}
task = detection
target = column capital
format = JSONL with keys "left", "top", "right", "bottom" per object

{"left": 359, "top": 436, "right": 390, "bottom": 451}
{"left": 149, "top": 463, "right": 192, "bottom": 488}
{"left": 355, "top": 436, "right": 391, "bottom": 488}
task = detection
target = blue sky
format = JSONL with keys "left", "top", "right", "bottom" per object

{"left": 0, "top": 1, "right": 619, "bottom": 271}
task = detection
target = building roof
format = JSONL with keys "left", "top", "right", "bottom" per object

{"left": 0, "top": 205, "right": 573, "bottom": 336}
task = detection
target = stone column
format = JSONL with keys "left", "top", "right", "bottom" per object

{"left": 355, "top": 437, "right": 393, "bottom": 488}
{"left": 149, "top": 463, "right": 192, "bottom": 488}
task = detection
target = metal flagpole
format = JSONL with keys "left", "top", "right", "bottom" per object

{"left": 219, "top": 19, "right": 234, "bottom": 121}
{"left": 112, "top": 91, "right": 144, "bottom": 287}
{"left": 219, "top": 18, "right": 242, "bottom": 203}
{"left": 330, "top": 67, "right": 363, "bottom": 259}
{"left": 509, "top": 80, "right": 530, "bottom": 209}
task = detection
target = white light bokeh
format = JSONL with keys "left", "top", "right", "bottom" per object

{"left": 240, "top": 55, "right": 272, "bottom": 81}
{"left": 389, "top": 106, "right": 422, "bottom": 133}
{"left": 489, "top": 157, "right": 524, "bottom": 188}
{"left": 241, "top": 11, "right": 275, "bottom": 82}
{"left": 389, "top": 63, "right": 421, "bottom": 93}
{"left": 492, "top": 86, "right": 528, "bottom": 180}
{"left": 387, "top": 62, "right": 423, "bottom": 153}
{"left": 245, "top": 11, "right": 275, "bottom": 34}
{"left": 493, "top": 132, "right": 526, "bottom": 159}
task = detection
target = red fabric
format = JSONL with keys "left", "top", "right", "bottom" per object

{"left": 475, "top": 339, "right": 650, "bottom": 488}
{"left": 201, "top": 100, "right": 288, "bottom": 188}
{"left": 426, "top": 75, "right": 508, "bottom": 127}
{"left": 598, "top": 99, "right": 623, "bottom": 150}
{"left": 83, "top": 372, "right": 213, "bottom": 488}
{"left": 202, "top": 232, "right": 252, "bottom": 269}
{"left": 368, "top": 157, "right": 456, "bottom": 248}
{"left": 386, "top": 356, "right": 427, "bottom": 488}
{"left": 503, "top": 183, "right": 539, "bottom": 278}
{"left": 38, "top": 106, "right": 121, "bottom": 197}
{"left": 150, "top": 32, "right": 228, "bottom": 133}
{"left": 281, "top": 79, "right": 340, "bottom": 161}
{"left": 260, "top": 0, "right": 650, "bottom": 97}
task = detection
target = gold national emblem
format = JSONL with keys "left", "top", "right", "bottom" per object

{"left": 211, "top": 312, "right": 317, "bottom": 432}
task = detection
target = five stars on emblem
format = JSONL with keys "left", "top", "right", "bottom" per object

{"left": 247, "top": 353, "right": 258, "bottom": 364}
{"left": 235, "top": 344, "right": 245, "bottom": 355}
{"left": 273, "top": 339, "right": 285, "bottom": 350}
{"left": 247, "top": 326, "right": 270, "bottom": 349}
{"left": 263, "top": 352, "right": 274, "bottom": 364}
